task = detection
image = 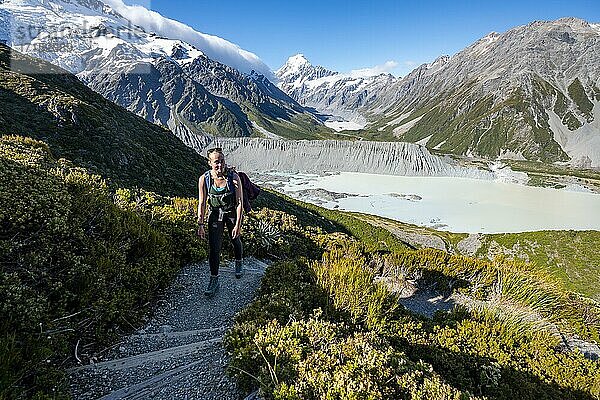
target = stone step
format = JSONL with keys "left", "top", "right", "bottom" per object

{"left": 69, "top": 339, "right": 228, "bottom": 399}
{"left": 105, "top": 327, "right": 227, "bottom": 359}
{"left": 68, "top": 259, "right": 266, "bottom": 399}
{"left": 97, "top": 360, "right": 203, "bottom": 400}
{"left": 71, "top": 338, "right": 222, "bottom": 373}
{"left": 95, "top": 354, "right": 240, "bottom": 400}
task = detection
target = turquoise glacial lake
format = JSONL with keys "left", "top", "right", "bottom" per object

{"left": 269, "top": 172, "right": 600, "bottom": 233}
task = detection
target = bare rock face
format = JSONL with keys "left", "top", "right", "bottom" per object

{"left": 202, "top": 137, "right": 493, "bottom": 179}
{"left": 83, "top": 56, "right": 253, "bottom": 145}
{"left": 456, "top": 234, "right": 484, "bottom": 256}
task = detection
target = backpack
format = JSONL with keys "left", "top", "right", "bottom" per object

{"left": 203, "top": 169, "right": 260, "bottom": 213}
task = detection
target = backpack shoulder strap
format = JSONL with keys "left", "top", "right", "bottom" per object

{"left": 203, "top": 171, "right": 211, "bottom": 194}
{"left": 227, "top": 170, "right": 236, "bottom": 194}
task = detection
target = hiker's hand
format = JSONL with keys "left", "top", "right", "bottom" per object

{"left": 197, "top": 225, "right": 206, "bottom": 239}
{"left": 231, "top": 225, "right": 241, "bottom": 239}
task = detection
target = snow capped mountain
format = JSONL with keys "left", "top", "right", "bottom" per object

{"left": 275, "top": 18, "right": 600, "bottom": 167}
{"left": 2, "top": 2, "right": 597, "bottom": 168}
{"left": 276, "top": 54, "right": 338, "bottom": 88}
{"left": 101, "top": 0, "right": 273, "bottom": 80}
{"left": 276, "top": 54, "right": 397, "bottom": 131}
{"left": 0, "top": 0, "right": 271, "bottom": 78}
{"left": 0, "top": 0, "right": 326, "bottom": 144}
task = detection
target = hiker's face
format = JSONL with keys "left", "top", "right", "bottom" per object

{"left": 209, "top": 152, "right": 225, "bottom": 173}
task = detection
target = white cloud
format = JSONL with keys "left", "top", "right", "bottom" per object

{"left": 348, "top": 60, "right": 398, "bottom": 78}
{"left": 386, "top": 60, "right": 420, "bottom": 77}
{"left": 103, "top": 0, "right": 274, "bottom": 79}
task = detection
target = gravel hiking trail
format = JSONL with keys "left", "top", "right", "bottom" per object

{"left": 68, "top": 258, "right": 267, "bottom": 400}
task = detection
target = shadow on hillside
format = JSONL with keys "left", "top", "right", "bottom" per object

{"left": 396, "top": 286, "right": 457, "bottom": 318}
{"left": 399, "top": 340, "right": 595, "bottom": 400}
{"left": 380, "top": 268, "right": 596, "bottom": 398}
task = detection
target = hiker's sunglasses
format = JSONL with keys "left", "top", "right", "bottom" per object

{"left": 206, "top": 147, "right": 222, "bottom": 156}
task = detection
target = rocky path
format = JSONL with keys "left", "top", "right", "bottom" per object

{"left": 68, "top": 258, "right": 267, "bottom": 400}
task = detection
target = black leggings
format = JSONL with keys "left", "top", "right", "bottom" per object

{"left": 208, "top": 208, "right": 243, "bottom": 276}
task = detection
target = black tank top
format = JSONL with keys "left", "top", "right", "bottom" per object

{"left": 207, "top": 176, "right": 235, "bottom": 210}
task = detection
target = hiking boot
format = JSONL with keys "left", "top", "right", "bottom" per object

{"left": 235, "top": 259, "right": 243, "bottom": 279}
{"left": 204, "top": 275, "right": 219, "bottom": 297}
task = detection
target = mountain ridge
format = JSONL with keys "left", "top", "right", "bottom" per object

{"left": 0, "top": 43, "right": 205, "bottom": 196}
{"left": 0, "top": 0, "right": 333, "bottom": 144}
{"left": 278, "top": 18, "right": 600, "bottom": 168}
{"left": 374, "top": 17, "right": 600, "bottom": 166}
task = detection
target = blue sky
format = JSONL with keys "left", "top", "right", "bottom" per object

{"left": 144, "top": 0, "right": 600, "bottom": 76}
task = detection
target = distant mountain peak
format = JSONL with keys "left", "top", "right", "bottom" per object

{"left": 550, "top": 16, "right": 592, "bottom": 26}
{"left": 276, "top": 53, "right": 337, "bottom": 84}
{"left": 483, "top": 31, "right": 500, "bottom": 40}
{"left": 426, "top": 55, "right": 450, "bottom": 70}
{"left": 287, "top": 53, "right": 311, "bottom": 67}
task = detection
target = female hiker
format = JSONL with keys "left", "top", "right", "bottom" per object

{"left": 197, "top": 147, "right": 244, "bottom": 296}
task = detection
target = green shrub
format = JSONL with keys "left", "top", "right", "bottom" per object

{"left": 227, "top": 229, "right": 600, "bottom": 399}
{"left": 0, "top": 136, "right": 205, "bottom": 397}
{"left": 229, "top": 314, "right": 474, "bottom": 400}
{"left": 312, "top": 241, "right": 400, "bottom": 331}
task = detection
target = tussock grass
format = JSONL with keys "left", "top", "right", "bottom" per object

{"left": 226, "top": 219, "right": 600, "bottom": 399}
{"left": 477, "top": 231, "right": 600, "bottom": 301}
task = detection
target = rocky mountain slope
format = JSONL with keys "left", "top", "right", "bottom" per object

{"left": 0, "top": 43, "right": 204, "bottom": 196}
{"left": 279, "top": 19, "right": 600, "bottom": 168}
{"left": 0, "top": 0, "right": 332, "bottom": 144}
{"left": 276, "top": 54, "right": 397, "bottom": 131}
{"left": 370, "top": 18, "right": 600, "bottom": 167}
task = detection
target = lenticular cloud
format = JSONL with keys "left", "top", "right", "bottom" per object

{"left": 103, "top": 0, "right": 274, "bottom": 79}
{"left": 349, "top": 60, "right": 398, "bottom": 78}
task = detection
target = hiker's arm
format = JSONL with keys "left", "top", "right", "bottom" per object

{"left": 232, "top": 173, "right": 244, "bottom": 237}
{"left": 198, "top": 175, "right": 208, "bottom": 222}
{"left": 197, "top": 176, "right": 207, "bottom": 237}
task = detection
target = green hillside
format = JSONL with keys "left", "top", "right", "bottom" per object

{"left": 367, "top": 74, "right": 600, "bottom": 165}
{"left": 0, "top": 44, "right": 204, "bottom": 197}
{"left": 345, "top": 213, "right": 600, "bottom": 300}
{"left": 475, "top": 231, "right": 600, "bottom": 300}
{"left": 0, "top": 135, "right": 205, "bottom": 398}
{"left": 3, "top": 134, "right": 600, "bottom": 399}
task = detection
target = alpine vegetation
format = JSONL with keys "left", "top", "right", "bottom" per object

{"left": 225, "top": 200, "right": 600, "bottom": 399}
